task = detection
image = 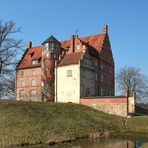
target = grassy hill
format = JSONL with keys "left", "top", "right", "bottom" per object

{"left": 0, "top": 100, "right": 148, "bottom": 147}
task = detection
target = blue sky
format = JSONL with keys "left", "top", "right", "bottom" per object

{"left": 0, "top": 0, "right": 148, "bottom": 77}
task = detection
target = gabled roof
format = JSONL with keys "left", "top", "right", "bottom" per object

{"left": 16, "top": 46, "right": 42, "bottom": 69}
{"left": 42, "top": 35, "right": 60, "bottom": 44}
{"left": 61, "top": 34, "right": 105, "bottom": 52}
{"left": 57, "top": 51, "right": 84, "bottom": 67}
{"left": 17, "top": 32, "right": 113, "bottom": 70}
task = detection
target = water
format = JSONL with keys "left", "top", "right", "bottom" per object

{"left": 18, "top": 136, "right": 148, "bottom": 148}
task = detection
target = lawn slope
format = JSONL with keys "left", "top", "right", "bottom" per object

{"left": 0, "top": 100, "right": 148, "bottom": 147}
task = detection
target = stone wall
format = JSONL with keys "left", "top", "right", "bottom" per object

{"left": 81, "top": 96, "right": 135, "bottom": 117}
{"left": 80, "top": 49, "right": 98, "bottom": 97}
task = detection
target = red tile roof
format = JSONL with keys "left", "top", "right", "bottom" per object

{"left": 17, "top": 33, "right": 113, "bottom": 69}
{"left": 17, "top": 46, "right": 42, "bottom": 69}
{"left": 61, "top": 34, "right": 105, "bottom": 52}
{"left": 57, "top": 51, "right": 84, "bottom": 67}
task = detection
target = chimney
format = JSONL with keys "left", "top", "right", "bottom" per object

{"left": 27, "top": 41, "right": 32, "bottom": 49}
{"left": 103, "top": 24, "right": 108, "bottom": 34}
{"left": 71, "top": 35, "right": 75, "bottom": 53}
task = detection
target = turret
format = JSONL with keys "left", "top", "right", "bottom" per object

{"left": 42, "top": 35, "right": 61, "bottom": 60}
{"left": 41, "top": 35, "right": 61, "bottom": 101}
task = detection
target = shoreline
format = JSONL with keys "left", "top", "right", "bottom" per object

{"left": 2, "top": 131, "right": 148, "bottom": 147}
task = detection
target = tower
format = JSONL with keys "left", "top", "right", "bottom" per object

{"left": 41, "top": 35, "right": 61, "bottom": 101}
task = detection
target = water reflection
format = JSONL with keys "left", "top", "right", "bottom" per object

{"left": 17, "top": 137, "right": 148, "bottom": 148}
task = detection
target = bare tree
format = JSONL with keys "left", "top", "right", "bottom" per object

{"left": 41, "top": 81, "right": 54, "bottom": 102}
{"left": 0, "top": 20, "right": 23, "bottom": 75}
{"left": 116, "top": 67, "right": 148, "bottom": 102}
{"left": 0, "top": 20, "right": 23, "bottom": 99}
{"left": 4, "top": 72, "right": 16, "bottom": 99}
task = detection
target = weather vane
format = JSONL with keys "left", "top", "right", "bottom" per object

{"left": 75, "top": 30, "right": 79, "bottom": 36}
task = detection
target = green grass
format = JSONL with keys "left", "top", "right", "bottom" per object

{"left": 0, "top": 100, "right": 148, "bottom": 147}
{"left": 142, "top": 143, "right": 148, "bottom": 148}
{"left": 135, "top": 105, "right": 148, "bottom": 116}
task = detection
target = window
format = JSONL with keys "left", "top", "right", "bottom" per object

{"left": 19, "top": 90, "right": 24, "bottom": 97}
{"left": 32, "top": 60, "right": 38, "bottom": 65}
{"left": 67, "top": 70, "right": 72, "bottom": 77}
{"left": 50, "top": 68, "right": 54, "bottom": 75}
{"left": 29, "top": 52, "right": 34, "bottom": 58}
{"left": 20, "top": 71, "right": 24, "bottom": 76}
{"left": 101, "top": 88, "right": 103, "bottom": 96}
{"left": 101, "top": 75, "right": 103, "bottom": 82}
{"left": 50, "top": 52, "right": 54, "bottom": 59}
{"left": 101, "top": 64, "right": 104, "bottom": 70}
{"left": 109, "top": 67, "right": 112, "bottom": 73}
{"left": 32, "top": 70, "right": 35, "bottom": 76}
{"left": 29, "top": 54, "right": 31, "bottom": 58}
{"left": 20, "top": 80, "right": 24, "bottom": 87}
{"left": 109, "top": 90, "right": 112, "bottom": 96}
{"left": 86, "top": 88, "right": 90, "bottom": 97}
{"left": 30, "top": 90, "right": 36, "bottom": 97}
{"left": 49, "top": 43, "right": 53, "bottom": 49}
{"left": 46, "top": 52, "right": 49, "bottom": 57}
{"left": 31, "top": 79, "right": 36, "bottom": 86}
{"left": 95, "top": 73, "right": 98, "bottom": 80}
{"left": 51, "top": 43, "right": 54, "bottom": 49}
{"left": 45, "top": 43, "right": 48, "bottom": 50}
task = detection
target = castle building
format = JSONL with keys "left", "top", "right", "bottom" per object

{"left": 16, "top": 25, "right": 115, "bottom": 103}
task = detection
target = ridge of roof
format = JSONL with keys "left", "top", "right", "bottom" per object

{"left": 60, "top": 33, "right": 106, "bottom": 51}
{"left": 60, "top": 33, "right": 105, "bottom": 42}
{"left": 79, "top": 33, "right": 105, "bottom": 39}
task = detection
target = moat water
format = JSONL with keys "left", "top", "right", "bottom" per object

{"left": 17, "top": 136, "right": 148, "bottom": 148}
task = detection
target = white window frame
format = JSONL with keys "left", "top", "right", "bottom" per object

{"left": 31, "top": 79, "right": 36, "bottom": 86}
{"left": 20, "top": 80, "right": 24, "bottom": 87}
{"left": 46, "top": 52, "right": 49, "bottom": 57}
{"left": 32, "top": 60, "right": 38, "bottom": 65}
{"left": 32, "top": 70, "right": 35, "bottom": 76}
{"left": 19, "top": 90, "right": 24, "bottom": 97}
{"left": 31, "top": 90, "right": 36, "bottom": 97}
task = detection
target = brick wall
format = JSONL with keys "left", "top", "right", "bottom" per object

{"left": 16, "top": 67, "right": 42, "bottom": 101}
{"left": 80, "top": 96, "right": 129, "bottom": 117}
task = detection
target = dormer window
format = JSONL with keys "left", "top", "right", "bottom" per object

{"left": 32, "top": 60, "right": 38, "bottom": 65}
{"left": 28, "top": 52, "right": 34, "bottom": 58}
